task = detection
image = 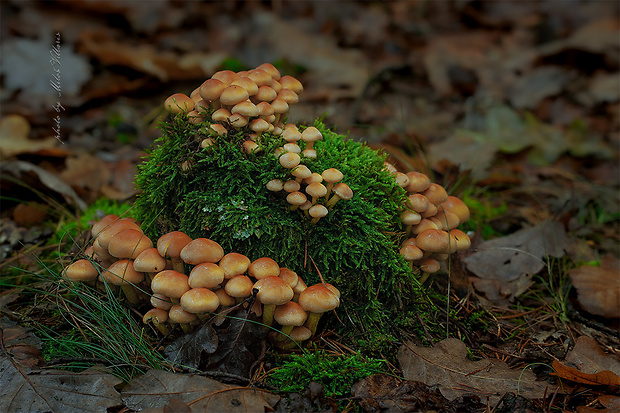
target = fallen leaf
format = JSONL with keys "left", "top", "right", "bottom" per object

{"left": 59, "top": 152, "right": 111, "bottom": 192}
{"left": 121, "top": 369, "right": 278, "bottom": 413}
{"left": 164, "top": 306, "right": 267, "bottom": 379}
{"left": 508, "top": 67, "right": 573, "bottom": 110}
{"left": 464, "top": 220, "right": 568, "bottom": 301}
{"left": 569, "top": 256, "right": 620, "bottom": 318}
{"left": 351, "top": 373, "right": 485, "bottom": 412}
{"left": 0, "top": 115, "right": 59, "bottom": 157}
{"left": 0, "top": 317, "right": 123, "bottom": 413}
{"left": 552, "top": 360, "right": 619, "bottom": 387}
{"left": 1, "top": 160, "right": 87, "bottom": 211}
{"left": 398, "top": 338, "right": 556, "bottom": 405}
{"left": 564, "top": 336, "right": 620, "bottom": 378}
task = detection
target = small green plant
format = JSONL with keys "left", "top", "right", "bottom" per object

{"left": 266, "top": 351, "right": 386, "bottom": 401}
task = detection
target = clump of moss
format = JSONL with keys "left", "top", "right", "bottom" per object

{"left": 133, "top": 113, "right": 429, "bottom": 344}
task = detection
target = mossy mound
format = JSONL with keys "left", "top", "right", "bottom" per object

{"left": 134, "top": 114, "right": 429, "bottom": 343}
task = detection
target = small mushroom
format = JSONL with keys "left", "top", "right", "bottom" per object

{"left": 325, "top": 183, "right": 353, "bottom": 209}
{"left": 298, "top": 284, "right": 340, "bottom": 336}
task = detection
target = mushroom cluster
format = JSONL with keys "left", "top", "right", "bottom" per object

{"left": 267, "top": 148, "right": 354, "bottom": 224}
{"left": 387, "top": 166, "right": 472, "bottom": 282}
{"left": 62, "top": 214, "right": 340, "bottom": 349}
{"left": 164, "top": 63, "right": 303, "bottom": 146}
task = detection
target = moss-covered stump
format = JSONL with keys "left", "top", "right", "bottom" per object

{"left": 134, "top": 114, "right": 432, "bottom": 347}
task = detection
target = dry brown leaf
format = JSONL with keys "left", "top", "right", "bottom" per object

{"left": 121, "top": 369, "right": 279, "bottom": 413}
{"left": 398, "top": 338, "right": 556, "bottom": 405}
{"left": 78, "top": 30, "right": 225, "bottom": 82}
{"left": 552, "top": 360, "right": 620, "bottom": 387}
{"left": 0, "top": 115, "right": 59, "bottom": 158}
{"left": 59, "top": 153, "right": 111, "bottom": 192}
{"left": 569, "top": 256, "right": 620, "bottom": 318}
{"left": 464, "top": 220, "right": 568, "bottom": 302}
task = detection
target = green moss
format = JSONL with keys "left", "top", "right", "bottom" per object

{"left": 134, "top": 114, "right": 435, "bottom": 347}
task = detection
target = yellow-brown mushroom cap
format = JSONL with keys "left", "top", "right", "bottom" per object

{"left": 248, "top": 257, "right": 280, "bottom": 280}
{"left": 102, "top": 259, "right": 145, "bottom": 286}
{"left": 253, "top": 276, "right": 294, "bottom": 305}
{"left": 188, "top": 262, "right": 225, "bottom": 288}
{"left": 219, "top": 252, "right": 251, "bottom": 279}
{"left": 180, "top": 238, "right": 224, "bottom": 265}
{"left": 298, "top": 284, "right": 340, "bottom": 314}
{"left": 63, "top": 259, "right": 99, "bottom": 282}
{"left": 108, "top": 229, "right": 153, "bottom": 260}
{"left": 180, "top": 288, "right": 220, "bottom": 314}
{"left": 151, "top": 270, "right": 190, "bottom": 299}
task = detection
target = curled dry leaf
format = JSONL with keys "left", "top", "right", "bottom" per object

{"left": 569, "top": 256, "right": 620, "bottom": 318}
{"left": 0, "top": 115, "right": 59, "bottom": 158}
{"left": 121, "top": 369, "right": 278, "bottom": 412}
{"left": 398, "top": 338, "right": 556, "bottom": 405}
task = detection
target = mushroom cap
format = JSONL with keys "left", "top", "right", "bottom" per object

{"left": 108, "top": 228, "right": 153, "bottom": 260}
{"left": 301, "top": 127, "right": 322, "bottom": 143}
{"left": 405, "top": 171, "right": 431, "bottom": 193}
{"left": 301, "top": 148, "right": 317, "bottom": 159}
{"left": 219, "top": 252, "right": 251, "bottom": 279}
{"left": 270, "top": 98, "right": 289, "bottom": 114}
{"left": 321, "top": 168, "right": 343, "bottom": 184}
{"left": 277, "top": 89, "right": 299, "bottom": 105}
{"left": 394, "top": 172, "right": 410, "bottom": 188}
{"left": 254, "top": 85, "right": 277, "bottom": 102}
{"left": 449, "top": 229, "right": 471, "bottom": 251}
{"left": 249, "top": 118, "right": 271, "bottom": 134}
{"left": 286, "top": 191, "right": 307, "bottom": 206}
{"left": 440, "top": 196, "right": 470, "bottom": 223}
{"left": 411, "top": 219, "right": 440, "bottom": 235}
{"left": 274, "top": 301, "right": 307, "bottom": 327}
{"left": 215, "top": 288, "right": 236, "bottom": 307}
{"left": 157, "top": 231, "right": 192, "bottom": 259}
{"left": 224, "top": 274, "right": 254, "bottom": 298}
{"left": 289, "top": 325, "right": 312, "bottom": 342}
{"left": 63, "top": 259, "right": 98, "bottom": 282}
{"left": 248, "top": 69, "right": 273, "bottom": 87}
{"left": 143, "top": 308, "right": 168, "bottom": 324}
{"left": 232, "top": 101, "right": 259, "bottom": 118}
{"left": 278, "top": 267, "right": 299, "bottom": 288}
{"left": 407, "top": 194, "right": 430, "bottom": 213}
{"left": 292, "top": 276, "right": 307, "bottom": 295}
{"left": 91, "top": 214, "right": 119, "bottom": 238}
{"left": 256, "top": 102, "right": 275, "bottom": 117}
{"left": 168, "top": 304, "right": 198, "bottom": 324}
{"left": 199, "top": 78, "right": 228, "bottom": 101}
{"left": 279, "top": 152, "right": 301, "bottom": 169}
{"left": 102, "top": 259, "right": 144, "bottom": 286}
{"left": 332, "top": 183, "right": 353, "bottom": 200}
{"left": 255, "top": 63, "right": 281, "bottom": 80}
{"left": 279, "top": 75, "right": 304, "bottom": 94}
{"left": 133, "top": 247, "right": 167, "bottom": 273}
{"left": 151, "top": 293, "right": 173, "bottom": 310}
{"left": 291, "top": 165, "right": 312, "bottom": 180}
{"left": 266, "top": 179, "right": 284, "bottom": 192}
{"left": 180, "top": 288, "right": 220, "bottom": 314}
{"left": 188, "top": 262, "right": 225, "bottom": 288}
{"left": 248, "top": 257, "right": 280, "bottom": 280}
{"left": 416, "top": 229, "right": 450, "bottom": 253}
{"left": 304, "top": 173, "right": 323, "bottom": 185}
{"left": 282, "top": 128, "right": 301, "bottom": 143}
{"left": 306, "top": 182, "right": 327, "bottom": 199}
{"left": 97, "top": 218, "right": 142, "bottom": 249}
{"left": 253, "top": 276, "right": 294, "bottom": 305}
{"left": 433, "top": 210, "right": 460, "bottom": 231}
{"left": 399, "top": 245, "right": 424, "bottom": 261}
{"left": 229, "top": 113, "right": 249, "bottom": 128}
{"left": 284, "top": 180, "right": 301, "bottom": 193}
{"left": 220, "top": 85, "right": 249, "bottom": 106}
{"left": 165, "top": 93, "right": 195, "bottom": 114}
{"left": 419, "top": 258, "right": 441, "bottom": 273}
{"left": 298, "top": 284, "right": 340, "bottom": 314}
{"left": 180, "top": 238, "right": 224, "bottom": 265}
{"left": 422, "top": 183, "right": 449, "bottom": 205}
{"left": 283, "top": 143, "right": 301, "bottom": 153}
{"left": 231, "top": 77, "right": 259, "bottom": 96}
{"left": 211, "top": 70, "right": 239, "bottom": 85}
{"left": 400, "top": 210, "right": 422, "bottom": 226}
{"left": 211, "top": 108, "right": 232, "bottom": 122}
{"left": 151, "top": 270, "right": 190, "bottom": 299}
{"left": 309, "top": 204, "right": 328, "bottom": 219}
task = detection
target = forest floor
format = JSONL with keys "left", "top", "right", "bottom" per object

{"left": 1, "top": 1, "right": 619, "bottom": 412}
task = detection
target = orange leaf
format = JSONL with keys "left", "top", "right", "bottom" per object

{"left": 552, "top": 360, "right": 620, "bottom": 387}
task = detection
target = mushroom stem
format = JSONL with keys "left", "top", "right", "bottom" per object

{"left": 120, "top": 285, "right": 141, "bottom": 305}
{"left": 170, "top": 257, "right": 185, "bottom": 273}
{"left": 262, "top": 304, "right": 276, "bottom": 326}
{"left": 275, "top": 324, "right": 295, "bottom": 342}
{"left": 305, "top": 312, "right": 323, "bottom": 336}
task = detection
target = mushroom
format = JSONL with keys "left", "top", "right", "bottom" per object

{"left": 321, "top": 168, "right": 343, "bottom": 196}
{"left": 405, "top": 171, "right": 431, "bottom": 193}
{"left": 150, "top": 293, "right": 174, "bottom": 310}
{"left": 305, "top": 182, "right": 327, "bottom": 205}
{"left": 224, "top": 274, "right": 254, "bottom": 303}
{"left": 266, "top": 179, "right": 284, "bottom": 192}
{"left": 211, "top": 108, "right": 232, "bottom": 123}
{"left": 101, "top": 259, "right": 145, "bottom": 304}
{"left": 255, "top": 63, "right": 281, "bottom": 80}
{"left": 279, "top": 75, "right": 303, "bottom": 94}
{"left": 421, "top": 183, "right": 448, "bottom": 205}
{"left": 180, "top": 287, "right": 220, "bottom": 320}
{"left": 143, "top": 308, "right": 170, "bottom": 335}
{"left": 133, "top": 247, "right": 167, "bottom": 285}
{"left": 164, "top": 93, "right": 195, "bottom": 114}
{"left": 211, "top": 70, "right": 239, "bottom": 85}
{"left": 248, "top": 257, "right": 280, "bottom": 280}
{"left": 168, "top": 304, "right": 198, "bottom": 333}
{"left": 220, "top": 85, "right": 249, "bottom": 110}
{"left": 218, "top": 252, "right": 251, "bottom": 279}
{"left": 325, "top": 183, "right": 353, "bottom": 208}
{"left": 283, "top": 180, "right": 301, "bottom": 193}
{"left": 291, "top": 165, "right": 312, "bottom": 183}
{"left": 400, "top": 210, "right": 422, "bottom": 236}
{"left": 248, "top": 70, "right": 273, "bottom": 87}
{"left": 188, "top": 262, "right": 225, "bottom": 289}
{"left": 231, "top": 77, "right": 258, "bottom": 96}
{"left": 279, "top": 152, "right": 301, "bottom": 169}
{"left": 440, "top": 196, "right": 470, "bottom": 224}
{"left": 151, "top": 270, "right": 190, "bottom": 302}
{"left": 253, "top": 276, "right": 294, "bottom": 326}
{"left": 274, "top": 301, "right": 308, "bottom": 341}
{"left": 277, "top": 325, "right": 312, "bottom": 350}
{"left": 180, "top": 238, "right": 224, "bottom": 265}
{"left": 63, "top": 259, "right": 99, "bottom": 284}
{"left": 96, "top": 218, "right": 142, "bottom": 250}
{"left": 415, "top": 229, "right": 450, "bottom": 253}
{"left": 449, "top": 229, "right": 471, "bottom": 251}
{"left": 108, "top": 229, "right": 153, "bottom": 260}
{"left": 286, "top": 191, "right": 307, "bottom": 211}
{"left": 298, "top": 283, "right": 340, "bottom": 336}
{"left": 407, "top": 194, "right": 430, "bottom": 213}
{"left": 308, "top": 204, "right": 328, "bottom": 224}
{"left": 301, "top": 127, "right": 322, "bottom": 151}
{"left": 90, "top": 214, "right": 119, "bottom": 239}
{"left": 157, "top": 231, "right": 192, "bottom": 273}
